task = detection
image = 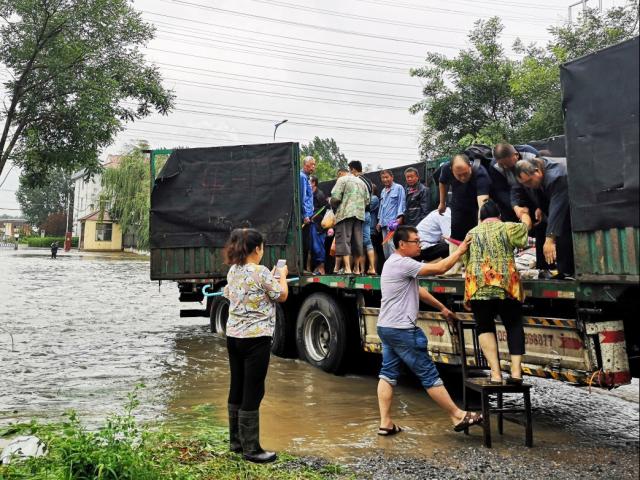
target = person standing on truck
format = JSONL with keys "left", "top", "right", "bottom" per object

{"left": 490, "top": 143, "right": 539, "bottom": 223}
{"left": 309, "top": 175, "right": 329, "bottom": 275}
{"left": 348, "top": 160, "right": 376, "bottom": 275}
{"left": 222, "top": 228, "right": 289, "bottom": 463}
{"left": 463, "top": 200, "right": 528, "bottom": 384}
{"left": 376, "top": 225, "right": 483, "bottom": 436}
{"left": 401, "top": 167, "right": 430, "bottom": 227}
{"left": 300, "top": 156, "right": 316, "bottom": 273}
{"left": 437, "top": 153, "right": 491, "bottom": 242}
{"left": 330, "top": 167, "right": 370, "bottom": 274}
{"left": 50, "top": 241, "right": 59, "bottom": 259}
{"left": 377, "top": 169, "right": 405, "bottom": 259}
{"left": 513, "top": 157, "right": 574, "bottom": 278}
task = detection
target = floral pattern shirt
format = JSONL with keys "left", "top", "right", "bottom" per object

{"left": 463, "top": 220, "right": 528, "bottom": 303}
{"left": 223, "top": 263, "right": 281, "bottom": 338}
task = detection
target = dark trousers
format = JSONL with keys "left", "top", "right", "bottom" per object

{"left": 415, "top": 242, "right": 449, "bottom": 262}
{"left": 227, "top": 336, "right": 272, "bottom": 411}
{"left": 533, "top": 221, "right": 574, "bottom": 275}
{"left": 302, "top": 224, "right": 311, "bottom": 270}
{"left": 470, "top": 299, "right": 525, "bottom": 355}
{"left": 451, "top": 208, "right": 477, "bottom": 241}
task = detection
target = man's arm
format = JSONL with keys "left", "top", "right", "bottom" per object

{"left": 438, "top": 182, "right": 447, "bottom": 214}
{"left": 395, "top": 184, "right": 406, "bottom": 220}
{"left": 419, "top": 287, "right": 457, "bottom": 322}
{"left": 418, "top": 237, "right": 469, "bottom": 276}
{"left": 330, "top": 177, "right": 345, "bottom": 210}
{"left": 419, "top": 184, "right": 429, "bottom": 218}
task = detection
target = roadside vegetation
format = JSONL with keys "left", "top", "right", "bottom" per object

{"left": 0, "top": 387, "right": 351, "bottom": 480}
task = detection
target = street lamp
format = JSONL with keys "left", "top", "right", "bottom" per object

{"left": 273, "top": 119, "right": 288, "bottom": 141}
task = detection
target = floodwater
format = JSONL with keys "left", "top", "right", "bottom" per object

{"left": 1, "top": 248, "right": 638, "bottom": 466}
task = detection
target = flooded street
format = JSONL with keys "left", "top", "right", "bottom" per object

{"left": 1, "top": 248, "right": 638, "bottom": 478}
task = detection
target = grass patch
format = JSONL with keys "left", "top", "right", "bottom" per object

{"left": 0, "top": 387, "right": 353, "bottom": 480}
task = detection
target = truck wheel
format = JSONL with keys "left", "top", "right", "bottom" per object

{"left": 271, "top": 304, "right": 289, "bottom": 357}
{"left": 296, "top": 293, "right": 348, "bottom": 374}
{"left": 209, "top": 297, "right": 230, "bottom": 336}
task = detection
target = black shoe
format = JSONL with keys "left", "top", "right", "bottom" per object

{"left": 506, "top": 376, "right": 524, "bottom": 385}
{"left": 538, "top": 269, "right": 553, "bottom": 280}
{"left": 228, "top": 404, "right": 242, "bottom": 453}
{"left": 238, "top": 409, "right": 277, "bottom": 463}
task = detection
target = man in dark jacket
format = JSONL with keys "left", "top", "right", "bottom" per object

{"left": 401, "top": 167, "right": 429, "bottom": 227}
{"left": 513, "top": 157, "right": 574, "bottom": 277}
{"left": 489, "top": 143, "right": 539, "bottom": 222}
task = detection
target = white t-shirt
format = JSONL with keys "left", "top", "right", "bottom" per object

{"left": 377, "top": 253, "right": 423, "bottom": 329}
{"left": 416, "top": 208, "right": 451, "bottom": 249}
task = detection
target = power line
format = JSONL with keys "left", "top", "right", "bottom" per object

{"left": 137, "top": 120, "right": 418, "bottom": 151}
{"left": 143, "top": 11, "right": 428, "bottom": 60}
{"left": 160, "top": 0, "right": 470, "bottom": 49}
{"left": 247, "top": 0, "right": 554, "bottom": 39}
{"left": 161, "top": 77, "right": 411, "bottom": 110}
{"left": 154, "top": 24, "right": 419, "bottom": 67}
{"left": 155, "top": 31, "right": 411, "bottom": 74}
{"left": 146, "top": 47, "right": 421, "bottom": 88}
{"left": 160, "top": 69, "right": 418, "bottom": 101}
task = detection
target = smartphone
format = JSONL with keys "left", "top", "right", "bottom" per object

{"left": 273, "top": 259, "right": 287, "bottom": 279}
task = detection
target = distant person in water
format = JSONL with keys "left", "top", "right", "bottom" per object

{"left": 50, "top": 241, "right": 59, "bottom": 259}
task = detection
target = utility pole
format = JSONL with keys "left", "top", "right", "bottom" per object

{"left": 568, "top": 0, "right": 602, "bottom": 23}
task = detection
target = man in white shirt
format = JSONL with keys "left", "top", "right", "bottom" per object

{"left": 415, "top": 207, "right": 451, "bottom": 262}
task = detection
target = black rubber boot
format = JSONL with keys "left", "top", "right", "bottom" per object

{"left": 238, "top": 409, "right": 277, "bottom": 463}
{"left": 228, "top": 404, "right": 242, "bottom": 453}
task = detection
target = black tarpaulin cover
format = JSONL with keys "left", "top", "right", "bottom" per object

{"left": 150, "top": 142, "right": 296, "bottom": 249}
{"left": 561, "top": 37, "right": 639, "bottom": 232}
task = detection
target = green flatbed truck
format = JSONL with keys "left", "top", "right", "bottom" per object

{"left": 149, "top": 38, "right": 639, "bottom": 388}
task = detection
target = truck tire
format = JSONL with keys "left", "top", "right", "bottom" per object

{"left": 209, "top": 296, "right": 230, "bottom": 336}
{"left": 296, "top": 292, "right": 348, "bottom": 374}
{"left": 271, "top": 304, "right": 289, "bottom": 357}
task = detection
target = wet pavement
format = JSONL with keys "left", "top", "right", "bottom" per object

{"left": 0, "top": 248, "right": 638, "bottom": 478}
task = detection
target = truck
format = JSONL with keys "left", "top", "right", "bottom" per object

{"left": 149, "top": 37, "right": 639, "bottom": 388}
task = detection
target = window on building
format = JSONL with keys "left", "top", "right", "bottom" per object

{"left": 95, "top": 223, "right": 112, "bottom": 241}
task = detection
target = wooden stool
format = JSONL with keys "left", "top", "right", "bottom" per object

{"left": 457, "top": 320, "right": 533, "bottom": 448}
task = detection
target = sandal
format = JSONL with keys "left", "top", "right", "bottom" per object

{"left": 377, "top": 424, "right": 402, "bottom": 436}
{"left": 453, "top": 411, "right": 483, "bottom": 432}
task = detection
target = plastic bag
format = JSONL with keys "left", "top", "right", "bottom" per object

{"left": 321, "top": 209, "right": 336, "bottom": 229}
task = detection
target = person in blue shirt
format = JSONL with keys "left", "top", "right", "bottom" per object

{"left": 376, "top": 169, "right": 405, "bottom": 259}
{"left": 438, "top": 154, "right": 491, "bottom": 242}
{"left": 300, "top": 156, "right": 316, "bottom": 271}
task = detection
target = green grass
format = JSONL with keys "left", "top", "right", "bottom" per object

{"left": 26, "top": 237, "right": 79, "bottom": 248}
{"left": 0, "top": 387, "right": 353, "bottom": 480}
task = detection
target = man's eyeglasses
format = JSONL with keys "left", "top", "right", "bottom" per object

{"left": 403, "top": 239, "right": 421, "bottom": 245}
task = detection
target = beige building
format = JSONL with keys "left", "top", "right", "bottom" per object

{"left": 78, "top": 211, "right": 122, "bottom": 251}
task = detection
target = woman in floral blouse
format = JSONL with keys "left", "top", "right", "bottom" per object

{"left": 463, "top": 200, "right": 528, "bottom": 385}
{"left": 222, "top": 228, "right": 288, "bottom": 463}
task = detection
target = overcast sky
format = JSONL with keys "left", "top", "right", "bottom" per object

{"left": 0, "top": 0, "right": 626, "bottom": 215}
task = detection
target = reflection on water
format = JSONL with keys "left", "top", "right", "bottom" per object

{"left": 1, "top": 248, "right": 638, "bottom": 464}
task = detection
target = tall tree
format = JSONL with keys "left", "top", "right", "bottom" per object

{"left": 409, "top": 17, "right": 526, "bottom": 158}
{"left": 0, "top": 0, "right": 175, "bottom": 183}
{"left": 99, "top": 142, "right": 151, "bottom": 251}
{"left": 511, "top": 3, "right": 639, "bottom": 142}
{"left": 15, "top": 167, "right": 73, "bottom": 229}
{"left": 300, "top": 137, "right": 348, "bottom": 181}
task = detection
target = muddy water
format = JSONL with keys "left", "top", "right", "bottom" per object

{"left": 1, "top": 248, "right": 638, "bottom": 465}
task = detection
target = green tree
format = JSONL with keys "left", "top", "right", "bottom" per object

{"left": 511, "top": 3, "right": 639, "bottom": 142}
{"left": 409, "top": 17, "right": 527, "bottom": 158}
{"left": 15, "top": 167, "right": 73, "bottom": 229}
{"left": 300, "top": 137, "right": 348, "bottom": 181}
{"left": 0, "top": 0, "right": 175, "bottom": 183}
{"left": 99, "top": 142, "right": 150, "bottom": 251}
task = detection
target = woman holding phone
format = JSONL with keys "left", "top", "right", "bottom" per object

{"left": 222, "top": 228, "right": 288, "bottom": 463}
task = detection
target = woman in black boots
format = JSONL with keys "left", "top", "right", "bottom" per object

{"left": 222, "top": 228, "right": 288, "bottom": 463}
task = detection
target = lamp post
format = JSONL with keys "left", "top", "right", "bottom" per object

{"left": 273, "top": 119, "right": 288, "bottom": 141}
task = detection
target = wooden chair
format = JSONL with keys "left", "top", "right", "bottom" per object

{"left": 457, "top": 320, "right": 533, "bottom": 448}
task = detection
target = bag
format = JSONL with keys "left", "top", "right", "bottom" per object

{"left": 321, "top": 209, "right": 336, "bottom": 229}
{"left": 464, "top": 144, "right": 493, "bottom": 173}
